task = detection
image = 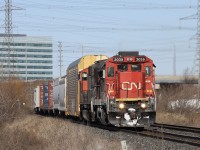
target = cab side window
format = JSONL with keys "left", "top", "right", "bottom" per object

{"left": 145, "top": 66, "right": 151, "bottom": 76}
{"left": 82, "top": 72, "right": 87, "bottom": 80}
{"left": 107, "top": 67, "right": 114, "bottom": 77}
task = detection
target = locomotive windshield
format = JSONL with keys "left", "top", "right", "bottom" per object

{"left": 117, "top": 64, "right": 128, "bottom": 72}
{"left": 131, "top": 64, "right": 141, "bottom": 72}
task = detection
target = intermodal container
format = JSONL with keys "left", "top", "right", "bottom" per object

{"left": 48, "top": 81, "right": 53, "bottom": 110}
{"left": 39, "top": 84, "right": 44, "bottom": 109}
{"left": 43, "top": 83, "right": 49, "bottom": 110}
{"left": 53, "top": 78, "right": 59, "bottom": 110}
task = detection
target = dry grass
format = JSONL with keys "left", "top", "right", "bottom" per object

{"left": 0, "top": 115, "right": 121, "bottom": 150}
{"left": 0, "top": 78, "right": 27, "bottom": 124}
{"left": 0, "top": 78, "right": 44, "bottom": 125}
{"left": 156, "top": 112, "right": 200, "bottom": 127}
{"left": 156, "top": 84, "right": 200, "bottom": 127}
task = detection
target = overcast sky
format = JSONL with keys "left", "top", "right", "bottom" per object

{"left": 0, "top": 0, "right": 197, "bottom": 77}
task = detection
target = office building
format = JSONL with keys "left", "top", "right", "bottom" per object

{"left": 0, "top": 34, "right": 53, "bottom": 80}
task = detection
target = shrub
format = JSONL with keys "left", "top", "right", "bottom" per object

{"left": 0, "top": 77, "right": 27, "bottom": 124}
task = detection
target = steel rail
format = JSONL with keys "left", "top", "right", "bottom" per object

{"left": 151, "top": 123, "right": 200, "bottom": 133}
{"left": 77, "top": 120, "right": 200, "bottom": 147}
{"left": 120, "top": 128, "right": 200, "bottom": 147}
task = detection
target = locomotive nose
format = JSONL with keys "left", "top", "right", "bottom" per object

{"left": 118, "top": 72, "right": 144, "bottom": 99}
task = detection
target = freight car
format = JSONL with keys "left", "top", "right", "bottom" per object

{"left": 34, "top": 81, "right": 53, "bottom": 115}
{"left": 34, "top": 51, "right": 156, "bottom": 127}
{"left": 53, "top": 76, "right": 67, "bottom": 116}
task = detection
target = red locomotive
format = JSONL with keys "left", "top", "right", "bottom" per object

{"left": 79, "top": 51, "right": 156, "bottom": 126}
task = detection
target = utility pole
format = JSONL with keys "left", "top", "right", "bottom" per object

{"left": 25, "top": 44, "right": 27, "bottom": 82}
{"left": 58, "top": 42, "right": 63, "bottom": 77}
{"left": 81, "top": 45, "right": 83, "bottom": 57}
{"left": 198, "top": 0, "right": 200, "bottom": 95}
{"left": 0, "top": 0, "right": 23, "bottom": 77}
{"left": 173, "top": 44, "right": 176, "bottom": 76}
{"left": 4, "top": 0, "right": 13, "bottom": 75}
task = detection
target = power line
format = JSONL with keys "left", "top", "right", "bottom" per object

{"left": 58, "top": 41, "right": 63, "bottom": 77}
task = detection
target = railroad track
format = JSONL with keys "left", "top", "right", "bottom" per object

{"left": 80, "top": 121, "right": 200, "bottom": 147}
{"left": 120, "top": 127, "right": 200, "bottom": 147}
{"left": 151, "top": 123, "right": 200, "bottom": 133}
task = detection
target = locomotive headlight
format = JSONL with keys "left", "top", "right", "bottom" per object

{"left": 140, "top": 103, "right": 147, "bottom": 109}
{"left": 119, "top": 103, "right": 125, "bottom": 109}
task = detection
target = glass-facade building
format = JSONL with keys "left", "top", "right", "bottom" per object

{"left": 0, "top": 34, "right": 53, "bottom": 80}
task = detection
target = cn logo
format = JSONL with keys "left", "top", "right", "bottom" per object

{"left": 121, "top": 82, "right": 141, "bottom": 90}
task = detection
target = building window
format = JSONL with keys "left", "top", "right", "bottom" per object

{"left": 27, "top": 43, "right": 52, "bottom": 47}
{"left": 27, "top": 49, "right": 52, "bottom": 53}
{"left": 27, "top": 66, "right": 52, "bottom": 69}
{"left": 27, "top": 71, "right": 52, "bottom": 75}
{"left": 27, "top": 54, "right": 52, "bottom": 58}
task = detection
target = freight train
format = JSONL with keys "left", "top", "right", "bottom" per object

{"left": 34, "top": 51, "right": 156, "bottom": 127}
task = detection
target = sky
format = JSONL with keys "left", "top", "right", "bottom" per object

{"left": 0, "top": 0, "right": 198, "bottom": 78}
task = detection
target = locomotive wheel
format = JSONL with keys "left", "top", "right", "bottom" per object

{"left": 97, "top": 107, "right": 107, "bottom": 125}
{"left": 79, "top": 111, "right": 84, "bottom": 121}
{"left": 91, "top": 111, "right": 96, "bottom": 122}
{"left": 82, "top": 110, "right": 91, "bottom": 123}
